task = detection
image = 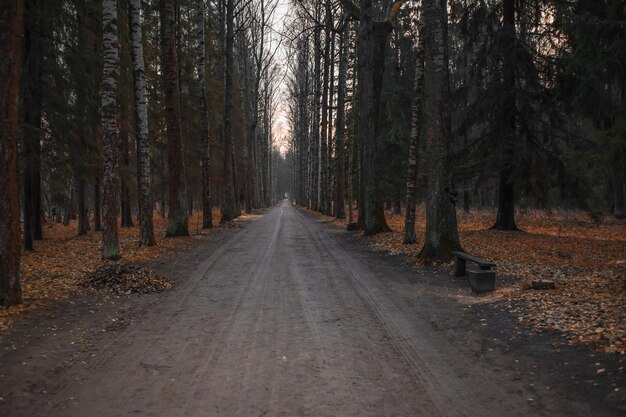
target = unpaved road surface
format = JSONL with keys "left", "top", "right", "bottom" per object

{"left": 1, "top": 201, "right": 623, "bottom": 416}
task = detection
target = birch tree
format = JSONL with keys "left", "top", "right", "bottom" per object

{"left": 403, "top": 17, "right": 424, "bottom": 245}
{"left": 129, "top": 0, "right": 155, "bottom": 245}
{"left": 101, "top": 0, "right": 121, "bottom": 260}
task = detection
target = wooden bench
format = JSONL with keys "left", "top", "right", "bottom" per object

{"left": 453, "top": 251, "right": 496, "bottom": 294}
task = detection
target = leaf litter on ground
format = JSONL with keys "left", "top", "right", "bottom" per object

{"left": 81, "top": 263, "right": 171, "bottom": 295}
{"left": 307, "top": 206, "right": 626, "bottom": 355}
{"left": 0, "top": 211, "right": 229, "bottom": 332}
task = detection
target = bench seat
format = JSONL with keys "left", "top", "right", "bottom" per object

{"left": 452, "top": 251, "right": 497, "bottom": 293}
{"left": 453, "top": 251, "right": 496, "bottom": 277}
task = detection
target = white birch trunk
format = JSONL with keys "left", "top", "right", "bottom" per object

{"left": 129, "top": 0, "right": 155, "bottom": 246}
{"left": 101, "top": 0, "right": 121, "bottom": 260}
{"left": 403, "top": 17, "right": 425, "bottom": 245}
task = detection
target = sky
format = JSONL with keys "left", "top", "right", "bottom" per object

{"left": 269, "top": 0, "right": 292, "bottom": 155}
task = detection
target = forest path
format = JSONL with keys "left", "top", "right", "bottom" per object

{"left": 0, "top": 201, "right": 612, "bottom": 416}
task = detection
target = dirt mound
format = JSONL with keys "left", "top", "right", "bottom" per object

{"left": 83, "top": 263, "right": 172, "bottom": 295}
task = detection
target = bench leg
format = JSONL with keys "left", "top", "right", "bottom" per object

{"left": 453, "top": 258, "right": 466, "bottom": 277}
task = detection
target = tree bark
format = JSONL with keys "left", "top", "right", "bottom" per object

{"left": 21, "top": 0, "right": 45, "bottom": 248}
{"left": 334, "top": 27, "right": 348, "bottom": 220}
{"left": 320, "top": 6, "right": 331, "bottom": 215}
{"left": 160, "top": 0, "right": 189, "bottom": 236}
{"left": 196, "top": 0, "right": 212, "bottom": 229}
{"left": 613, "top": 177, "right": 625, "bottom": 219}
{"left": 30, "top": 0, "right": 42, "bottom": 242}
{"left": 403, "top": 21, "right": 424, "bottom": 245}
{"left": 94, "top": 171, "right": 102, "bottom": 231}
{"left": 77, "top": 176, "right": 89, "bottom": 235}
{"left": 296, "top": 37, "right": 309, "bottom": 207}
{"left": 0, "top": 0, "right": 24, "bottom": 306}
{"left": 356, "top": 0, "right": 391, "bottom": 235}
{"left": 120, "top": 132, "right": 134, "bottom": 228}
{"left": 418, "top": 0, "right": 461, "bottom": 261}
{"left": 101, "top": 0, "right": 121, "bottom": 260}
{"left": 74, "top": 0, "right": 93, "bottom": 237}
{"left": 74, "top": 2, "right": 88, "bottom": 235}
{"left": 220, "top": 0, "right": 236, "bottom": 223}
{"left": 491, "top": 0, "right": 519, "bottom": 231}
{"left": 311, "top": 4, "right": 322, "bottom": 211}
{"left": 327, "top": 27, "right": 336, "bottom": 216}
{"left": 129, "top": 0, "right": 155, "bottom": 245}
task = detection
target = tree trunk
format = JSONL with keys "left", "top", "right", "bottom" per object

{"left": 101, "top": 0, "right": 120, "bottom": 260}
{"left": 77, "top": 176, "right": 89, "bottom": 235}
{"left": 492, "top": 166, "right": 518, "bottom": 229}
{"left": 74, "top": 0, "right": 93, "bottom": 237}
{"left": 463, "top": 187, "right": 471, "bottom": 214}
{"left": 101, "top": 0, "right": 121, "bottom": 260}
{"left": 403, "top": 24, "right": 424, "bottom": 245}
{"left": 22, "top": 141, "right": 34, "bottom": 249}
{"left": 356, "top": 1, "right": 391, "bottom": 235}
{"left": 261, "top": 77, "right": 270, "bottom": 208}
{"left": 159, "top": 147, "right": 166, "bottom": 218}
{"left": 320, "top": 10, "right": 331, "bottom": 215}
{"left": 0, "top": 0, "right": 24, "bottom": 306}
{"left": 94, "top": 172, "right": 102, "bottom": 231}
{"left": 327, "top": 27, "right": 336, "bottom": 216}
{"left": 160, "top": 0, "right": 189, "bottom": 236}
{"left": 491, "top": 0, "right": 519, "bottom": 231}
{"left": 21, "top": 0, "right": 45, "bottom": 249}
{"left": 129, "top": 0, "right": 155, "bottom": 245}
{"left": 196, "top": 0, "right": 212, "bottom": 229}
{"left": 334, "top": 27, "right": 348, "bottom": 220}
{"left": 32, "top": 132, "right": 42, "bottom": 239}
{"left": 613, "top": 177, "right": 625, "bottom": 219}
{"left": 220, "top": 0, "right": 236, "bottom": 223}
{"left": 30, "top": 0, "right": 42, "bottom": 242}
{"left": 418, "top": 0, "right": 461, "bottom": 261}
{"left": 120, "top": 132, "right": 134, "bottom": 227}
{"left": 296, "top": 37, "right": 309, "bottom": 207}
{"left": 311, "top": 5, "right": 321, "bottom": 211}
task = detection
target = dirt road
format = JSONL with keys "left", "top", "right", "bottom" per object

{"left": 1, "top": 201, "right": 622, "bottom": 416}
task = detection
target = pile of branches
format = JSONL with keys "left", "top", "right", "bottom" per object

{"left": 82, "top": 263, "right": 172, "bottom": 295}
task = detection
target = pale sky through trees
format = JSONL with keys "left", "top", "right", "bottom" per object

{"left": 270, "top": 0, "right": 291, "bottom": 155}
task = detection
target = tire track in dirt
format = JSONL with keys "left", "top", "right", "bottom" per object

{"left": 1, "top": 202, "right": 605, "bottom": 417}
{"left": 294, "top": 208, "right": 544, "bottom": 417}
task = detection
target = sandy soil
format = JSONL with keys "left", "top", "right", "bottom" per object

{"left": 0, "top": 201, "right": 623, "bottom": 416}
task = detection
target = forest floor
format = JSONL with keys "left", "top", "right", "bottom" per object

{"left": 314, "top": 206, "right": 626, "bottom": 356}
{"left": 0, "top": 201, "right": 624, "bottom": 416}
{"left": 0, "top": 210, "right": 260, "bottom": 332}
